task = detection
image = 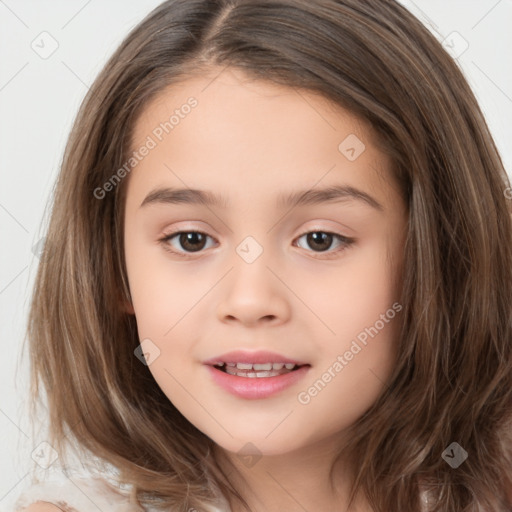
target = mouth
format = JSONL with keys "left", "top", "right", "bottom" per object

{"left": 211, "top": 362, "right": 309, "bottom": 378}
{"left": 205, "top": 362, "right": 311, "bottom": 399}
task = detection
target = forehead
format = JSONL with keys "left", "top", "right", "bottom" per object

{"left": 133, "top": 67, "right": 374, "bottom": 146}
{"left": 127, "top": 67, "right": 395, "bottom": 210}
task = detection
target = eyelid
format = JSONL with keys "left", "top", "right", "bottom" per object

{"left": 160, "top": 220, "right": 354, "bottom": 239}
{"left": 294, "top": 227, "right": 355, "bottom": 257}
{"left": 158, "top": 224, "right": 356, "bottom": 259}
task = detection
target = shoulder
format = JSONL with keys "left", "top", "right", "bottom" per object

{"left": 13, "top": 475, "right": 142, "bottom": 512}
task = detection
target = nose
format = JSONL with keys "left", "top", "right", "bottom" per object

{"left": 216, "top": 255, "right": 291, "bottom": 327}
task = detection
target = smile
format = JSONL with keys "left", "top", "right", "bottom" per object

{"left": 214, "top": 362, "right": 300, "bottom": 377}
{"left": 205, "top": 363, "right": 311, "bottom": 399}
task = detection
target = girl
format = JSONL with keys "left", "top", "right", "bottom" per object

{"left": 14, "top": 0, "right": 512, "bottom": 511}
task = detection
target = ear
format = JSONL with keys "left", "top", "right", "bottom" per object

{"left": 120, "top": 297, "right": 136, "bottom": 315}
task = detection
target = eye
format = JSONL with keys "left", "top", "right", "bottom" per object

{"left": 159, "top": 230, "right": 216, "bottom": 257}
{"left": 294, "top": 230, "right": 355, "bottom": 257}
{"left": 158, "top": 229, "right": 355, "bottom": 258}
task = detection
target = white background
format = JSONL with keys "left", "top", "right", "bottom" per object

{"left": 0, "top": 0, "right": 511, "bottom": 508}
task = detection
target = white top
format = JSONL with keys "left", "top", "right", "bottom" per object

{"left": 12, "top": 476, "right": 229, "bottom": 512}
{"left": 12, "top": 473, "right": 432, "bottom": 512}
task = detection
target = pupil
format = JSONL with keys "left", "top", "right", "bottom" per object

{"left": 179, "top": 232, "right": 333, "bottom": 253}
{"left": 181, "top": 232, "right": 206, "bottom": 252}
{"left": 308, "top": 232, "right": 332, "bottom": 252}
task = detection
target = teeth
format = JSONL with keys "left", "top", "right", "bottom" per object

{"left": 219, "top": 362, "right": 303, "bottom": 378}
{"left": 224, "top": 366, "right": 289, "bottom": 378}
{"left": 226, "top": 362, "right": 297, "bottom": 370}
{"left": 212, "top": 361, "right": 304, "bottom": 378}
{"left": 252, "top": 363, "right": 271, "bottom": 370}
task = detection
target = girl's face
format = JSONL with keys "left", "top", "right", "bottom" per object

{"left": 123, "top": 67, "right": 407, "bottom": 457}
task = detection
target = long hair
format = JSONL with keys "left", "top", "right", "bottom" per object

{"left": 25, "top": 0, "right": 512, "bottom": 510}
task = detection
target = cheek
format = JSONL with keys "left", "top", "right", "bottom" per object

{"left": 296, "top": 236, "right": 402, "bottom": 399}
{"left": 300, "top": 237, "right": 401, "bottom": 344}
{"left": 293, "top": 244, "right": 401, "bottom": 434}
{"left": 124, "top": 232, "right": 207, "bottom": 338}
{"left": 130, "top": 268, "right": 201, "bottom": 335}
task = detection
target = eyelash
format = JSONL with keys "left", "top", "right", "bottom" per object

{"left": 158, "top": 229, "right": 355, "bottom": 259}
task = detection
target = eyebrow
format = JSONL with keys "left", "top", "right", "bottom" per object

{"left": 139, "top": 184, "right": 384, "bottom": 211}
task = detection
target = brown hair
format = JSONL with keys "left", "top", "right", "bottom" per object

{"left": 24, "top": 0, "right": 512, "bottom": 511}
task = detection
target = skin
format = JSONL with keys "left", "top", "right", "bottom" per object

{"left": 123, "top": 67, "right": 408, "bottom": 512}
{"left": 21, "top": 504, "right": 63, "bottom": 511}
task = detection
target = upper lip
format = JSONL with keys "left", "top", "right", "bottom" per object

{"left": 203, "top": 350, "right": 309, "bottom": 366}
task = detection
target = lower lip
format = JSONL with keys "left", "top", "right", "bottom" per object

{"left": 205, "top": 364, "right": 311, "bottom": 399}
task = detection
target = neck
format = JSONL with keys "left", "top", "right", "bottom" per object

{"left": 211, "top": 434, "right": 371, "bottom": 512}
